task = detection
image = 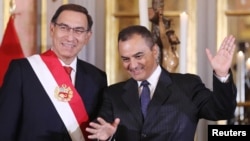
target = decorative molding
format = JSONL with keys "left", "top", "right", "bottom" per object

{"left": 3, "top": 0, "right": 10, "bottom": 29}
{"left": 41, "top": 0, "right": 47, "bottom": 53}
{"left": 225, "top": 10, "right": 250, "bottom": 16}
{"left": 237, "top": 101, "right": 250, "bottom": 107}
{"left": 217, "top": 0, "right": 228, "bottom": 49}
{"left": 113, "top": 11, "right": 181, "bottom": 18}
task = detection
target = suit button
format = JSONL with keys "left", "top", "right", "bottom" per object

{"left": 141, "top": 133, "right": 147, "bottom": 138}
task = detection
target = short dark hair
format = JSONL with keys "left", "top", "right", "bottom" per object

{"left": 51, "top": 3, "right": 93, "bottom": 31}
{"left": 118, "top": 25, "right": 155, "bottom": 49}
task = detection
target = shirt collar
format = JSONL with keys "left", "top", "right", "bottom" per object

{"left": 59, "top": 57, "right": 77, "bottom": 72}
{"left": 138, "top": 65, "right": 162, "bottom": 87}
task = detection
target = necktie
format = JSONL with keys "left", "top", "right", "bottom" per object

{"left": 64, "top": 66, "right": 72, "bottom": 80}
{"left": 140, "top": 80, "right": 150, "bottom": 118}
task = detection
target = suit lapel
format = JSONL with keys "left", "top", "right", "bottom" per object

{"left": 122, "top": 79, "right": 144, "bottom": 124}
{"left": 120, "top": 69, "right": 172, "bottom": 125}
{"left": 146, "top": 69, "right": 172, "bottom": 122}
{"left": 74, "top": 60, "right": 93, "bottom": 113}
{"left": 74, "top": 60, "right": 86, "bottom": 95}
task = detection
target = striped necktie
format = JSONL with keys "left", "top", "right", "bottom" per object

{"left": 64, "top": 66, "right": 72, "bottom": 80}
{"left": 140, "top": 80, "right": 150, "bottom": 118}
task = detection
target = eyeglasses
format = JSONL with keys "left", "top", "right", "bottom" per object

{"left": 54, "top": 22, "right": 89, "bottom": 35}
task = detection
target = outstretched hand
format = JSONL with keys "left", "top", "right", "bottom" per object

{"left": 86, "top": 117, "right": 120, "bottom": 140}
{"left": 206, "top": 35, "right": 236, "bottom": 77}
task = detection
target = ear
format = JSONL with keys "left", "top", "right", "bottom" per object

{"left": 49, "top": 23, "right": 55, "bottom": 36}
{"left": 85, "top": 31, "right": 92, "bottom": 41}
{"left": 152, "top": 44, "right": 160, "bottom": 59}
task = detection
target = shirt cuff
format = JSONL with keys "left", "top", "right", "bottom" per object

{"left": 214, "top": 73, "right": 230, "bottom": 83}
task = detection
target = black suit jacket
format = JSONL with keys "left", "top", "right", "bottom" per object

{"left": 98, "top": 68, "right": 237, "bottom": 141}
{"left": 0, "top": 58, "right": 107, "bottom": 141}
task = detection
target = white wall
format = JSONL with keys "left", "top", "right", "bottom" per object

{"left": 68, "top": 0, "right": 106, "bottom": 71}
{"left": 196, "top": 0, "right": 217, "bottom": 141}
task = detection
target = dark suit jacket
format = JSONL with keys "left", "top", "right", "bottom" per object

{"left": 0, "top": 58, "right": 107, "bottom": 141}
{"left": 98, "top": 67, "right": 237, "bottom": 141}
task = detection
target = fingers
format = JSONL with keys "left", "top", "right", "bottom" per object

{"left": 112, "top": 118, "right": 120, "bottom": 128}
{"left": 89, "top": 121, "right": 101, "bottom": 129}
{"left": 229, "top": 41, "right": 236, "bottom": 55}
{"left": 85, "top": 127, "right": 97, "bottom": 134}
{"left": 87, "top": 117, "right": 107, "bottom": 131}
{"left": 86, "top": 119, "right": 105, "bottom": 140}
{"left": 231, "top": 44, "right": 236, "bottom": 54}
{"left": 220, "top": 35, "right": 236, "bottom": 55}
{"left": 96, "top": 117, "right": 107, "bottom": 125}
{"left": 205, "top": 48, "right": 212, "bottom": 62}
{"left": 86, "top": 117, "right": 120, "bottom": 132}
{"left": 225, "top": 35, "right": 235, "bottom": 53}
{"left": 86, "top": 117, "right": 120, "bottom": 140}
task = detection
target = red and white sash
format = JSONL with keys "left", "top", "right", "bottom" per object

{"left": 27, "top": 50, "right": 89, "bottom": 141}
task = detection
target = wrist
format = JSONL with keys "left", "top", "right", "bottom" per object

{"left": 214, "top": 70, "right": 229, "bottom": 77}
{"left": 214, "top": 73, "right": 230, "bottom": 83}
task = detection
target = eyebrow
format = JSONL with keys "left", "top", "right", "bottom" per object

{"left": 56, "top": 22, "right": 86, "bottom": 30}
{"left": 120, "top": 52, "right": 144, "bottom": 59}
{"left": 134, "top": 52, "right": 144, "bottom": 56}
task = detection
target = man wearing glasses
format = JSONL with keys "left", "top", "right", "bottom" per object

{"left": 0, "top": 3, "right": 107, "bottom": 141}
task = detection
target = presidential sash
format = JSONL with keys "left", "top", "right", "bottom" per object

{"left": 27, "top": 50, "right": 89, "bottom": 141}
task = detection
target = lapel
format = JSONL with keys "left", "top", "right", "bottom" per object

{"left": 120, "top": 68, "right": 173, "bottom": 125}
{"left": 74, "top": 59, "right": 85, "bottom": 94}
{"left": 122, "top": 79, "right": 144, "bottom": 125}
{"left": 74, "top": 60, "right": 91, "bottom": 107}
{"left": 145, "top": 68, "right": 173, "bottom": 122}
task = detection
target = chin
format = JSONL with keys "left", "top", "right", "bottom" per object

{"left": 131, "top": 74, "right": 144, "bottom": 81}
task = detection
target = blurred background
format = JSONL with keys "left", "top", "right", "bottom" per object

{"left": 1, "top": 0, "right": 250, "bottom": 141}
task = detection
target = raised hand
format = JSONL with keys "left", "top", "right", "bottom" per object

{"left": 86, "top": 117, "right": 120, "bottom": 140}
{"left": 206, "top": 35, "right": 236, "bottom": 77}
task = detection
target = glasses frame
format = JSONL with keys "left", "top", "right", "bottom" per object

{"left": 53, "top": 22, "right": 89, "bottom": 36}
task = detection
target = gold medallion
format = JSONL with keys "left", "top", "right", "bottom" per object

{"left": 54, "top": 84, "right": 73, "bottom": 102}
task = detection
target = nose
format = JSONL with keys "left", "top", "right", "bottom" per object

{"left": 129, "top": 59, "right": 138, "bottom": 69}
{"left": 65, "top": 29, "right": 75, "bottom": 40}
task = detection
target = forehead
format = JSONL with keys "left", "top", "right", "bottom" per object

{"left": 118, "top": 34, "right": 149, "bottom": 56}
{"left": 56, "top": 10, "right": 88, "bottom": 27}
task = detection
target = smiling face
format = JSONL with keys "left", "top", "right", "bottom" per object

{"left": 118, "top": 34, "right": 159, "bottom": 81}
{"left": 50, "top": 10, "right": 92, "bottom": 64}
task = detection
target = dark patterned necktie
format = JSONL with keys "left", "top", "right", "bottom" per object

{"left": 64, "top": 66, "right": 72, "bottom": 80}
{"left": 140, "top": 80, "right": 150, "bottom": 118}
